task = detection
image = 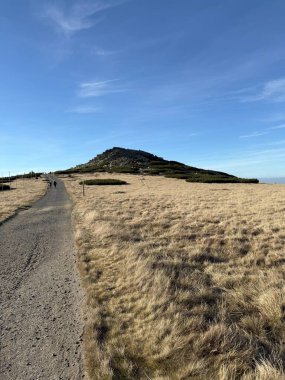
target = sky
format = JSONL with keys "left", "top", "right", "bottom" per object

{"left": 1, "top": 0, "right": 285, "bottom": 178}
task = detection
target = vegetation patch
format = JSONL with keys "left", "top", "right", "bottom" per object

{"left": 79, "top": 179, "right": 128, "bottom": 186}
{"left": 108, "top": 166, "right": 139, "bottom": 174}
{"left": 0, "top": 184, "right": 11, "bottom": 191}
{"left": 186, "top": 175, "right": 259, "bottom": 183}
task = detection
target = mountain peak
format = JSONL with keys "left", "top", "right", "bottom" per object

{"left": 60, "top": 147, "right": 259, "bottom": 183}
{"left": 77, "top": 147, "right": 164, "bottom": 170}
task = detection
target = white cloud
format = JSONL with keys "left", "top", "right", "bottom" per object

{"left": 239, "top": 131, "right": 267, "bottom": 139}
{"left": 67, "top": 106, "right": 101, "bottom": 114}
{"left": 78, "top": 80, "right": 127, "bottom": 97}
{"left": 43, "top": 1, "right": 125, "bottom": 36}
{"left": 241, "top": 78, "right": 285, "bottom": 103}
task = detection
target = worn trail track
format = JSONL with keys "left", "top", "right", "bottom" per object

{"left": 0, "top": 179, "right": 84, "bottom": 380}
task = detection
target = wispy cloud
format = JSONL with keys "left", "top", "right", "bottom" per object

{"left": 92, "top": 47, "right": 117, "bottom": 57}
{"left": 42, "top": 1, "right": 125, "bottom": 36}
{"left": 239, "top": 122, "right": 285, "bottom": 140}
{"left": 268, "top": 140, "right": 285, "bottom": 146}
{"left": 253, "top": 121, "right": 285, "bottom": 140}
{"left": 262, "top": 113, "right": 285, "bottom": 123}
{"left": 239, "top": 131, "right": 268, "bottom": 139}
{"left": 66, "top": 106, "right": 101, "bottom": 114}
{"left": 241, "top": 78, "right": 285, "bottom": 103}
{"left": 78, "top": 80, "right": 127, "bottom": 97}
{"left": 269, "top": 124, "right": 285, "bottom": 130}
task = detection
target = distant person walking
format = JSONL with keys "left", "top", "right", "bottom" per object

{"left": 53, "top": 181, "right": 57, "bottom": 188}
{"left": 49, "top": 181, "right": 52, "bottom": 188}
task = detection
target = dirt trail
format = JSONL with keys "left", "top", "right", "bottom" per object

{"left": 0, "top": 179, "right": 85, "bottom": 380}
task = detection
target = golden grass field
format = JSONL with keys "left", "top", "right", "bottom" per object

{"left": 0, "top": 178, "right": 47, "bottom": 223}
{"left": 63, "top": 173, "right": 285, "bottom": 380}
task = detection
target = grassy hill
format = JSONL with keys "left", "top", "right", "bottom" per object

{"left": 56, "top": 147, "right": 258, "bottom": 183}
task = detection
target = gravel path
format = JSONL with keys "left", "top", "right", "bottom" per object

{"left": 0, "top": 178, "right": 84, "bottom": 380}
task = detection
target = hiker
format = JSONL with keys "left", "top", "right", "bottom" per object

{"left": 54, "top": 181, "right": 57, "bottom": 188}
{"left": 49, "top": 181, "right": 52, "bottom": 188}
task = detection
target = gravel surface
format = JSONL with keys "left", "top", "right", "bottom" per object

{"left": 0, "top": 178, "right": 84, "bottom": 380}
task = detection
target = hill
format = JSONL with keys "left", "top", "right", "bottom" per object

{"left": 56, "top": 147, "right": 259, "bottom": 183}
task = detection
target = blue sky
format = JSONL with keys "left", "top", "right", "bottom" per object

{"left": 1, "top": 0, "right": 285, "bottom": 178}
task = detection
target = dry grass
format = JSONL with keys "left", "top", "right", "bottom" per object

{"left": 0, "top": 178, "right": 47, "bottom": 223}
{"left": 63, "top": 173, "right": 285, "bottom": 380}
